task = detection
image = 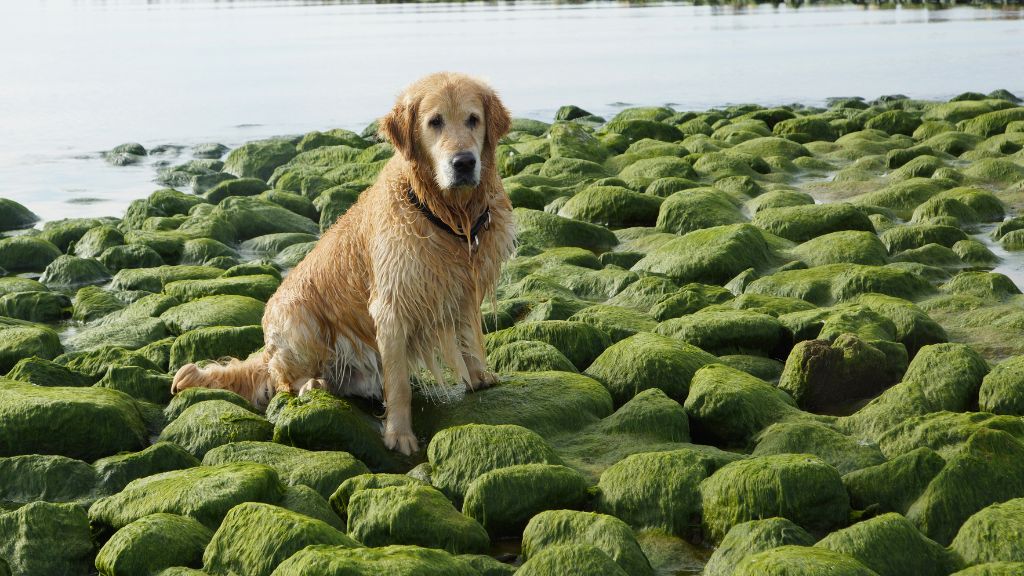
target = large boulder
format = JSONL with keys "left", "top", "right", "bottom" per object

{"left": 464, "top": 463, "right": 589, "bottom": 536}
{"left": 0, "top": 502, "right": 93, "bottom": 575}
{"left": 703, "top": 518, "right": 814, "bottom": 576}
{"left": 94, "top": 513, "right": 212, "bottom": 576}
{"left": 521, "top": 510, "right": 654, "bottom": 576}
{"left": 816, "top": 512, "right": 960, "bottom": 576}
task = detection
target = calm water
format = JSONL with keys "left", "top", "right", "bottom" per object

{"left": 0, "top": 1, "right": 1022, "bottom": 221}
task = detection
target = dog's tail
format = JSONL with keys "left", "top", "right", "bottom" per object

{"left": 171, "top": 354, "right": 275, "bottom": 409}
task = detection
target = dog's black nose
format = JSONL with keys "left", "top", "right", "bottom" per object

{"left": 452, "top": 152, "right": 476, "bottom": 173}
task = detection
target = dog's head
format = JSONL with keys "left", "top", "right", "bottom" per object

{"left": 381, "top": 72, "right": 511, "bottom": 192}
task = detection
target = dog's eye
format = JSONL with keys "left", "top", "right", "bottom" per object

{"left": 467, "top": 114, "right": 479, "bottom": 129}
{"left": 428, "top": 115, "right": 443, "bottom": 129}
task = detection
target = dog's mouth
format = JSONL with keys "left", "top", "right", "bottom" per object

{"left": 451, "top": 173, "right": 479, "bottom": 188}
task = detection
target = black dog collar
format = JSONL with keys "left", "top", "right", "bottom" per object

{"left": 406, "top": 188, "right": 491, "bottom": 248}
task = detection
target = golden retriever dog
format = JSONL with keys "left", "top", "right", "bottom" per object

{"left": 171, "top": 72, "right": 516, "bottom": 454}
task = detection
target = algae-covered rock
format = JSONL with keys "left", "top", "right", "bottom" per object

{"left": 93, "top": 441, "right": 201, "bottom": 495}
{"left": 89, "top": 462, "right": 285, "bottom": 534}
{"left": 654, "top": 189, "right": 746, "bottom": 235}
{"left": 596, "top": 448, "right": 718, "bottom": 537}
{"left": 515, "top": 208, "right": 618, "bottom": 253}
{"left": 816, "top": 512, "right": 960, "bottom": 576}
{"left": 55, "top": 345, "right": 160, "bottom": 378}
{"left": 203, "top": 441, "right": 369, "bottom": 500}
{"left": 169, "top": 325, "right": 264, "bottom": 371}
{"left": 950, "top": 563, "right": 1024, "bottom": 575}
{"left": 0, "top": 235, "right": 61, "bottom": 272}
{"left": 752, "top": 421, "right": 884, "bottom": 475}
{"left": 486, "top": 340, "right": 577, "bottom": 373}
{"left": 557, "top": 186, "right": 661, "bottom": 228}
{"left": 951, "top": 498, "right": 1024, "bottom": 566}
{"left": 522, "top": 510, "right": 654, "bottom": 576}
{"left": 699, "top": 454, "right": 849, "bottom": 542}
{"left": 426, "top": 423, "right": 562, "bottom": 501}
{"left": 223, "top": 139, "right": 297, "bottom": 180}
{"left": 0, "top": 290, "right": 70, "bottom": 322}
{"left": 655, "top": 309, "right": 789, "bottom": 356}
{"left": 160, "top": 295, "right": 265, "bottom": 334}
{"left": 745, "top": 263, "right": 934, "bottom": 306}
{"left": 456, "top": 554, "right": 517, "bottom": 576}
{"left": 875, "top": 411, "right": 1024, "bottom": 460}
{"left": 517, "top": 544, "right": 629, "bottom": 576}
{"left": 74, "top": 224, "right": 124, "bottom": 258}
{"left": 328, "top": 473, "right": 425, "bottom": 520}
{"left": 164, "top": 386, "right": 254, "bottom": 420}
{"left": 0, "top": 501, "right": 93, "bottom": 576}
{"left": 0, "top": 454, "right": 98, "bottom": 507}
{"left": 203, "top": 502, "right": 356, "bottom": 576}
{"left": 464, "top": 463, "right": 589, "bottom": 536}
{"left": 112, "top": 265, "right": 222, "bottom": 292}
{"left": 347, "top": 485, "right": 488, "bottom": 554}
{"left": 733, "top": 545, "right": 880, "bottom": 576}
{"left": 39, "top": 254, "right": 112, "bottom": 287}
{"left": 67, "top": 316, "right": 168, "bottom": 351}
{"left": 0, "top": 380, "right": 147, "bottom": 460}
{"left": 792, "top": 230, "right": 889, "bottom": 267}
{"left": 96, "top": 365, "right": 173, "bottom": 404}
{"left": 4, "top": 356, "right": 93, "bottom": 387}
{"left": 95, "top": 513, "right": 212, "bottom": 576}
{"left": 271, "top": 544, "right": 478, "bottom": 576}
{"left": 752, "top": 204, "right": 874, "bottom": 243}
{"left": 584, "top": 332, "right": 717, "bottom": 406}
{"left": 0, "top": 198, "right": 39, "bottom": 231}
{"left": 159, "top": 400, "right": 273, "bottom": 458}
{"left": 484, "top": 320, "right": 611, "bottom": 370}
{"left": 567, "top": 304, "right": 656, "bottom": 342}
{"left": 271, "top": 389, "right": 393, "bottom": 471}
{"left": 0, "top": 318, "right": 63, "bottom": 372}
{"left": 684, "top": 364, "right": 802, "bottom": 447}
{"left": 213, "top": 196, "right": 319, "bottom": 240}
{"left": 632, "top": 224, "right": 784, "bottom": 285}
{"left": 703, "top": 517, "right": 815, "bottom": 576}
{"left": 980, "top": 356, "right": 1024, "bottom": 415}
{"left": 907, "top": 429, "right": 1024, "bottom": 545}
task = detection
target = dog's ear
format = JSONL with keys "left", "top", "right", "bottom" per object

{"left": 482, "top": 89, "right": 511, "bottom": 152}
{"left": 380, "top": 97, "right": 418, "bottom": 161}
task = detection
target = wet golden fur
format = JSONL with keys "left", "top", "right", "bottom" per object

{"left": 171, "top": 73, "right": 516, "bottom": 454}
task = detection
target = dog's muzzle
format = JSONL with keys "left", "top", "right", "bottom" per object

{"left": 451, "top": 152, "right": 478, "bottom": 186}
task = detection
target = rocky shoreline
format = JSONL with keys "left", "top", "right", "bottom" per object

{"left": 2, "top": 90, "right": 1024, "bottom": 575}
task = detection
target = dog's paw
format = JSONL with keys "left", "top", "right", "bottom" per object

{"left": 297, "top": 378, "right": 327, "bottom": 396}
{"left": 170, "top": 364, "right": 200, "bottom": 395}
{"left": 383, "top": 428, "right": 419, "bottom": 456}
{"left": 466, "top": 369, "right": 499, "bottom": 392}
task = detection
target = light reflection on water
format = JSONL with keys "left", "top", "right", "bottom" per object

{"left": 0, "top": 0, "right": 1021, "bottom": 223}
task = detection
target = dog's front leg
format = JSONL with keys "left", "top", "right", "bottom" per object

{"left": 375, "top": 321, "right": 419, "bottom": 455}
{"left": 459, "top": 301, "right": 498, "bottom": 391}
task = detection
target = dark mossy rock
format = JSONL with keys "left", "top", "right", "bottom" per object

{"left": 158, "top": 400, "right": 273, "bottom": 458}
{"left": 203, "top": 502, "right": 356, "bottom": 576}
{"left": 0, "top": 380, "right": 147, "bottom": 460}
{"left": 314, "top": 185, "right": 362, "bottom": 230}
{"left": 557, "top": 186, "right": 661, "bottom": 228}
{"left": 456, "top": 554, "right": 516, "bottom": 576}
{"left": 98, "top": 244, "right": 165, "bottom": 272}
{"left": 951, "top": 563, "right": 1024, "bottom": 575}
{"left": 517, "top": 543, "right": 629, "bottom": 576}
{"left": 165, "top": 387, "right": 255, "bottom": 420}
{"left": 817, "top": 512, "right": 959, "bottom": 576}
{"left": 700, "top": 454, "right": 849, "bottom": 543}
{"left": 66, "top": 315, "right": 167, "bottom": 351}
{"left": 566, "top": 303, "right": 655, "bottom": 342}
{"left": 4, "top": 356, "right": 92, "bottom": 387}
{"left": 752, "top": 421, "right": 884, "bottom": 475}
{"left": 584, "top": 332, "right": 717, "bottom": 407}
{"left": 95, "top": 513, "right": 212, "bottom": 576}
{"left": 348, "top": 485, "right": 488, "bottom": 554}
{"left": 96, "top": 365, "right": 173, "bottom": 404}
{"left": 684, "top": 363, "right": 805, "bottom": 447}
{"left": 72, "top": 285, "right": 125, "bottom": 322}
{"left": 0, "top": 454, "right": 98, "bottom": 508}
{"left": 778, "top": 334, "right": 905, "bottom": 413}
{"left": 632, "top": 224, "right": 785, "bottom": 286}
{"left": 213, "top": 196, "right": 319, "bottom": 240}
{"left": 55, "top": 345, "right": 160, "bottom": 378}
{"left": 604, "top": 275, "right": 680, "bottom": 311}
{"left": 522, "top": 509, "right": 654, "bottom": 576}
{"left": 875, "top": 411, "right": 1024, "bottom": 460}
{"left": 274, "top": 241, "right": 316, "bottom": 268}
{"left": 842, "top": 446, "right": 946, "bottom": 515}
{"left": 169, "top": 325, "right": 264, "bottom": 371}
{"left": 111, "top": 265, "right": 222, "bottom": 292}
{"left": 0, "top": 198, "right": 39, "bottom": 232}
{"left": 204, "top": 441, "right": 368, "bottom": 501}
{"left": 93, "top": 441, "right": 201, "bottom": 495}
{"left": 980, "top": 356, "right": 1024, "bottom": 416}
{"left": 0, "top": 290, "right": 70, "bottom": 322}
{"left": 159, "top": 295, "right": 265, "bottom": 334}
{"left": 203, "top": 177, "right": 269, "bottom": 203}
{"left": 0, "top": 236, "right": 61, "bottom": 272}
{"left": 270, "top": 389, "right": 394, "bottom": 471}
{"left": 792, "top": 231, "right": 889, "bottom": 267}
{"left": 951, "top": 498, "right": 1024, "bottom": 566}
{"left": 515, "top": 208, "right": 618, "bottom": 253}
{"left": 655, "top": 309, "right": 789, "bottom": 357}
{"left": 654, "top": 189, "right": 745, "bottom": 235}
{"left": 240, "top": 233, "right": 320, "bottom": 258}
{"left": 74, "top": 225, "right": 124, "bottom": 259}
{"left": 841, "top": 343, "right": 989, "bottom": 441}
{"left": 223, "top": 139, "right": 297, "bottom": 181}
{"left": 272, "top": 544, "right": 479, "bottom": 576}
{"left": 651, "top": 283, "right": 736, "bottom": 321}
{"left": 734, "top": 545, "right": 879, "bottom": 576}
{"left": 752, "top": 203, "right": 874, "bottom": 243}
{"left": 943, "top": 271, "right": 1021, "bottom": 301}
{"left": 596, "top": 447, "right": 723, "bottom": 538}
{"left": 484, "top": 320, "right": 611, "bottom": 371}
{"left": 907, "top": 429, "right": 1024, "bottom": 545}
{"left": 0, "top": 317, "right": 63, "bottom": 373}
{"left": 548, "top": 122, "right": 609, "bottom": 162}
{"left": 89, "top": 462, "right": 284, "bottom": 535}
{"left": 179, "top": 237, "right": 239, "bottom": 267}
{"left": 464, "top": 463, "right": 589, "bottom": 536}
{"left": 328, "top": 473, "right": 425, "bottom": 521}
{"left": 40, "top": 217, "right": 111, "bottom": 251}
{"left": 486, "top": 340, "right": 577, "bottom": 373}
{"left": 426, "top": 423, "right": 562, "bottom": 502}
{"left": 852, "top": 293, "right": 947, "bottom": 358}
{"left": 703, "top": 517, "right": 815, "bottom": 576}
{"left": 717, "top": 354, "right": 785, "bottom": 382}
{"left": 0, "top": 501, "right": 93, "bottom": 575}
